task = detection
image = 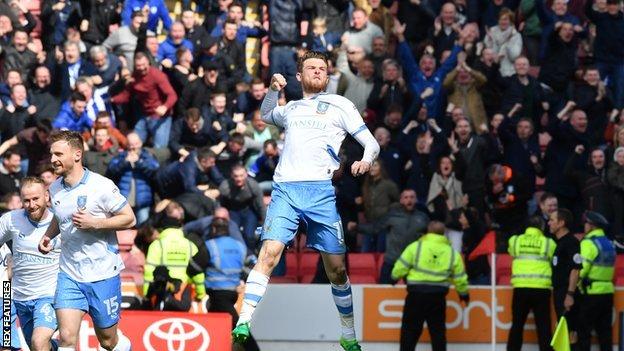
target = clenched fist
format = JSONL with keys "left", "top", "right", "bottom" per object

{"left": 270, "top": 73, "right": 287, "bottom": 92}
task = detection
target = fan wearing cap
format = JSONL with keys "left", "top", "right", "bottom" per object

{"left": 577, "top": 210, "right": 615, "bottom": 351}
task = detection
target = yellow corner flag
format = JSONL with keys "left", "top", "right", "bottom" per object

{"left": 551, "top": 316, "right": 570, "bottom": 351}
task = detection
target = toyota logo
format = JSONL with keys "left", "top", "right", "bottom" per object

{"left": 143, "top": 318, "right": 210, "bottom": 351}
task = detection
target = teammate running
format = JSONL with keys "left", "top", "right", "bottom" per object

{"left": 0, "top": 177, "right": 59, "bottom": 351}
{"left": 39, "top": 131, "right": 135, "bottom": 351}
{"left": 232, "top": 51, "right": 380, "bottom": 351}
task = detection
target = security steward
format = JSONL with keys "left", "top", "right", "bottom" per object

{"left": 577, "top": 211, "right": 615, "bottom": 351}
{"left": 204, "top": 213, "right": 260, "bottom": 351}
{"left": 143, "top": 212, "right": 206, "bottom": 311}
{"left": 507, "top": 215, "right": 556, "bottom": 351}
{"left": 548, "top": 208, "right": 581, "bottom": 346}
{"left": 391, "top": 221, "right": 469, "bottom": 351}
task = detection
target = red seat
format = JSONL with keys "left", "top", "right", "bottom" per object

{"left": 498, "top": 275, "right": 511, "bottom": 285}
{"left": 496, "top": 254, "right": 512, "bottom": 285}
{"left": 121, "top": 248, "right": 146, "bottom": 273}
{"left": 300, "top": 274, "right": 316, "bottom": 284}
{"left": 120, "top": 271, "right": 144, "bottom": 286}
{"left": 117, "top": 229, "right": 137, "bottom": 252}
{"left": 285, "top": 252, "right": 298, "bottom": 280}
{"left": 299, "top": 252, "right": 319, "bottom": 279}
{"left": 271, "top": 276, "right": 298, "bottom": 284}
{"left": 349, "top": 274, "right": 377, "bottom": 284}
{"left": 615, "top": 254, "right": 624, "bottom": 278}
{"left": 348, "top": 253, "right": 377, "bottom": 277}
{"left": 376, "top": 254, "right": 385, "bottom": 281}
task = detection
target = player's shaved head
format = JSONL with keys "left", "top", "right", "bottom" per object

{"left": 428, "top": 221, "right": 446, "bottom": 235}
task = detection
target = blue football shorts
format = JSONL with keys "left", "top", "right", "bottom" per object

{"left": 54, "top": 271, "right": 121, "bottom": 329}
{"left": 14, "top": 297, "right": 57, "bottom": 345}
{"left": 261, "top": 181, "right": 346, "bottom": 254}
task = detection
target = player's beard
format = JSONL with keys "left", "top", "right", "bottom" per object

{"left": 302, "top": 76, "right": 327, "bottom": 95}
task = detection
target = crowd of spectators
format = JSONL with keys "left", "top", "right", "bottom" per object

{"left": 0, "top": 0, "right": 623, "bottom": 285}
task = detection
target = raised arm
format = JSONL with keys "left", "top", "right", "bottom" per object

{"left": 260, "top": 74, "right": 288, "bottom": 127}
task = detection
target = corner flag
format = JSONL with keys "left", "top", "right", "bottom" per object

{"left": 550, "top": 316, "right": 570, "bottom": 351}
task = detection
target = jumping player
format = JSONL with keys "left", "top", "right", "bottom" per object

{"left": 231, "top": 51, "right": 380, "bottom": 351}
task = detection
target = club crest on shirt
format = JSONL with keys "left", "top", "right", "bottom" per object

{"left": 317, "top": 101, "right": 329, "bottom": 114}
{"left": 77, "top": 195, "right": 87, "bottom": 211}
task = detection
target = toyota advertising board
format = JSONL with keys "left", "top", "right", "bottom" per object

{"left": 76, "top": 312, "right": 231, "bottom": 351}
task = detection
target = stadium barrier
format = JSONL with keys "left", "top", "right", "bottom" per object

{"left": 15, "top": 311, "right": 231, "bottom": 351}
{"left": 252, "top": 284, "right": 624, "bottom": 345}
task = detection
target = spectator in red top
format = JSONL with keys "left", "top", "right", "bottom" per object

{"left": 111, "top": 52, "right": 178, "bottom": 148}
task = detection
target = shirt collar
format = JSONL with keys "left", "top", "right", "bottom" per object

{"left": 61, "top": 168, "right": 90, "bottom": 191}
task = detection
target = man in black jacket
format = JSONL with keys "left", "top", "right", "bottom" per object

{"left": 29, "top": 66, "right": 61, "bottom": 122}
{"left": 454, "top": 118, "right": 490, "bottom": 215}
{"left": 217, "top": 19, "right": 248, "bottom": 89}
{"left": 267, "top": 0, "right": 307, "bottom": 100}
{"left": 176, "top": 61, "right": 227, "bottom": 116}
{"left": 586, "top": 0, "right": 624, "bottom": 110}
{"left": 564, "top": 145, "right": 611, "bottom": 225}
{"left": 538, "top": 21, "right": 578, "bottom": 110}
{"left": 573, "top": 66, "right": 614, "bottom": 146}
{"left": 81, "top": 0, "right": 121, "bottom": 47}
{"left": 501, "top": 57, "right": 549, "bottom": 128}
{"left": 168, "top": 107, "right": 228, "bottom": 161}
{"left": 0, "top": 148, "right": 22, "bottom": 197}
{"left": 181, "top": 9, "right": 209, "bottom": 56}
{"left": 544, "top": 108, "right": 590, "bottom": 212}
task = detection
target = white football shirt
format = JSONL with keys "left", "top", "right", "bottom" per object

{"left": 267, "top": 93, "right": 367, "bottom": 182}
{"left": 0, "top": 244, "right": 10, "bottom": 285}
{"left": 0, "top": 210, "right": 59, "bottom": 301}
{"left": 49, "top": 169, "right": 127, "bottom": 282}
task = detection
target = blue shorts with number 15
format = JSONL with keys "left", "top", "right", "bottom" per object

{"left": 261, "top": 180, "right": 346, "bottom": 254}
{"left": 54, "top": 270, "right": 121, "bottom": 329}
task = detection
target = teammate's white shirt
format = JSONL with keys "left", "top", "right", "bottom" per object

{"left": 267, "top": 93, "right": 367, "bottom": 182}
{"left": 0, "top": 210, "right": 59, "bottom": 301}
{"left": 0, "top": 243, "right": 10, "bottom": 284}
{"left": 50, "top": 169, "right": 127, "bottom": 282}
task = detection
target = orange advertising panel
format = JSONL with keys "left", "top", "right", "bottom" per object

{"left": 77, "top": 311, "right": 232, "bottom": 351}
{"left": 362, "top": 286, "right": 624, "bottom": 343}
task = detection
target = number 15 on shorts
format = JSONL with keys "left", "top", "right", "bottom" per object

{"left": 103, "top": 296, "right": 119, "bottom": 317}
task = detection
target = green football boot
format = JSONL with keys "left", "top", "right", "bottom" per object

{"left": 340, "top": 337, "right": 362, "bottom": 351}
{"left": 232, "top": 322, "right": 250, "bottom": 344}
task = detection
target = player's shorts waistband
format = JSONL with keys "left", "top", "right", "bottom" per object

{"left": 274, "top": 180, "right": 333, "bottom": 188}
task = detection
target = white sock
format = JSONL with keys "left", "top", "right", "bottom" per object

{"left": 331, "top": 278, "right": 355, "bottom": 340}
{"left": 58, "top": 348, "right": 75, "bottom": 351}
{"left": 112, "top": 334, "right": 132, "bottom": 351}
{"left": 238, "top": 269, "right": 270, "bottom": 325}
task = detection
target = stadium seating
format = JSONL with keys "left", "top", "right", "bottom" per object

{"left": 299, "top": 252, "right": 319, "bottom": 283}
{"left": 376, "top": 254, "right": 385, "bottom": 281}
{"left": 271, "top": 252, "right": 299, "bottom": 284}
{"left": 495, "top": 254, "right": 512, "bottom": 285}
{"left": 348, "top": 253, "right": 377, "bottom": 274}
{"left": 117, "top": 229, "right": 138, "bottom": 252}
